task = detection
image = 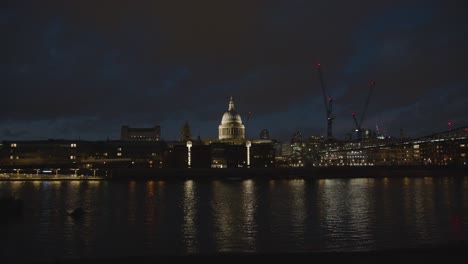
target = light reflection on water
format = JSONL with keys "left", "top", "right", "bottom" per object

{"left": 0, "top": 177, "right": 467, "bottom": 263}
{"left": 212, "top": 180, "right": 250, "bottom": 252}
{"left": 240, "top": 179, "right": 257, "bottom": 250}
{"left": 287, "top": 180, "right": 306, "bottom": 245}
{"left": 182, "top": 180, "right": 198, "bottom": 253}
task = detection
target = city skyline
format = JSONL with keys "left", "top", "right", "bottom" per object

{"left": 2, "top": 1, "right": 467, "bottom": 142}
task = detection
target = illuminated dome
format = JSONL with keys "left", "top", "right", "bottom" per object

{"left": 219, "top": 97, "right": 245, "bottom": 140}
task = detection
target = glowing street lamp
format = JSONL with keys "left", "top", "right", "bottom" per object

{"left": 246, "top": 141, "right": 251, "bottom": 168}
{"left": 186, "top": 141, "right": 192, "bottom": 168}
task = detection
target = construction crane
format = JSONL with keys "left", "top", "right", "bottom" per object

{"left": 352, "top": 80, "right": 376, "bottom": 141}
{"left": 316, "top": 63, "right": 334, "bottom": 140}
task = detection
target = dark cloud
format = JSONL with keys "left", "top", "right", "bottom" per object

{"left": 1, "top": 129, "right": 29, "bottom": 138}
{"left": 1, "top": 0, "right": 467, "bottom": 141}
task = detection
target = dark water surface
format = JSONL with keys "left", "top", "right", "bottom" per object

{"left": 1, "top": 177, "right": 467, "bottom": 263}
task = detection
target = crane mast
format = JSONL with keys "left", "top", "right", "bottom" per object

{"left": 316, "top": 63, "right": 334, "bottom": 140}
{"left": 352, "top": 80, "right": 376, "bottom": 141}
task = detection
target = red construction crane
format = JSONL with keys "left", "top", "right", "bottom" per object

{"left": 352, "top": 80, "right": 376, "bottom": 140}
{"left": 316, "top": 63, "right": 334, "bottom": 140}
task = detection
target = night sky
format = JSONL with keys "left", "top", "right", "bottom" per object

{"left": 2, "top": 0, "right": 467, "bottom": 142}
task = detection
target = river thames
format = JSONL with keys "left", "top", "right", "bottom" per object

{"left": 1, "top": 176, "right": 467, "bottom": 263}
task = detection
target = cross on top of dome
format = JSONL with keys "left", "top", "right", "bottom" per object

{"left": 228, "top": 96, "right": 235, "bottom": 111}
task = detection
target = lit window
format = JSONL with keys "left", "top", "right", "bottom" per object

{"left": 70, "top": 143, "right": 77, "bottom": 148}
{"left": 117, "top": 147, "right": 122, "bottom": 151}
{"left": 117, "top": 152, "right": 122, "bottom": 156}
{"left": 11, "top": 143, "right": 17, "bottom": 148}
{"left": 10, "top": 156, "right": 13, "bottom": 159}
{"left": 70, "top": 156, "right": 76, "bottom": 160}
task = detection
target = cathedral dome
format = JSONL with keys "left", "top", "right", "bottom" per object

{"left": 218, "top": 97, "right": 245, "bottom": 140}
{"left": 221, "top": 109, "right": 243, "bottom": 125}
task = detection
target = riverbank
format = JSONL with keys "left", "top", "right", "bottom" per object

{"left": 107, "top": 166, "right": 468, "bottom": 180}
{"left": 0, "top": 174, "right": 105, "bottom": 181}
{"left": 0, "top": 166, "right": 467, "bottom": 181}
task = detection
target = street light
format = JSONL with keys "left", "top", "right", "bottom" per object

{"left": 92, "top": 168, "right": 98, "bottom": 177}
{"left": 246, "top": 141, "right": 251, "bottom": 168}
{"left": 186, "top": 141, "right": 192, "bottom": 168}
{"left": 55, "top": 168, "right": 60, "bottom": 177}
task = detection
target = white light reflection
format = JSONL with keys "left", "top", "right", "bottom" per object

{"left": 318, "top": 179, "right": 344, "bottom": 250}
{"left": 347, "top": 179, "right": 376, "bottom": 248}
{"left": 241, "top": 179, "right": 257, "bottom": 249}
{"left": 212, "top": 181, "right": 236, "bottom": 252}
{"left": 408, "top": 178, "right": 434, "bottom": 242}
{"left": 318, "top": 179, "right": 376, "bottom": 251}
{"left": 212, "top": 180, "right": 257, "bottom": 252}
{"left": 63, "top": 180, "right": 84, "bottom": 237}
{"left": 287, "top": 180, "right": 306, "bottom": 243}
{"left": 182, "top": 180, "right": 198, "bottom": 253}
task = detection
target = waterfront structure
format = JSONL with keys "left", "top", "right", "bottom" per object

{"left": 121, "top": 125, "right": 160, "bottom": 141}
{"left": 0, "top": 140, "right": 167, "bottom": 175}
{"left": 0, "top": 139, "right": 276, "bottom": 170}
{"left": 316, "top": 126, "right": 468, "bottom": 167}
{"left": 218, "top": 97, "right": 245, "bottom": 140}
{"left": 0, "top": 127, "right": 465, "bottom": 171}
{"left": 2, "top": 92, "right": 466, "bottom": 171}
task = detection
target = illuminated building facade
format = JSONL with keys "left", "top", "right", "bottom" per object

{"left": 0, "top": 127, "right": 465, "bottom": 171}
{"left": 315, "top": 126, "right": 468, "bottom": 167}
{"left": 218, "top": 97, "right": 245, "bottom": 140}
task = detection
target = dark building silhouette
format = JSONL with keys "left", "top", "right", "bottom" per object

{"left": 179, "top": 121, "right": 192, "bottom": 142}
{"left": 260, "top": 129, "right": 270, "bottom": 140}
{"left": 291, "top": 131, "right": 302, "bottom": 143}
{"left": 121, "top": 125, "right": 160, "bottom": 141}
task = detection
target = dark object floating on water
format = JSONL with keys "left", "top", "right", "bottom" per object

{"left": 0, "top": 196, "right": 23, "bottom": 220}
{"left": 68, "top": 207, "right": 85, "bottom": 218}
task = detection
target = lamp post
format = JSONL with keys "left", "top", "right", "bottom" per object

{"left": 55, "top": 168, "right": 60, "bottom": 177}
{"left": 34, "top": 169, "right": 40, "bottom": 177}
{"left": 92, "top": 168, "right": 98, "bottom": 177}
{"left": 246, "top": 141, "right": 251, "bottom": 168}
{"left": 71, "top": 168, "right": 79, "bottom": 177}
{"left": 186, "top": 140, "right": 192, "bottom": 168}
